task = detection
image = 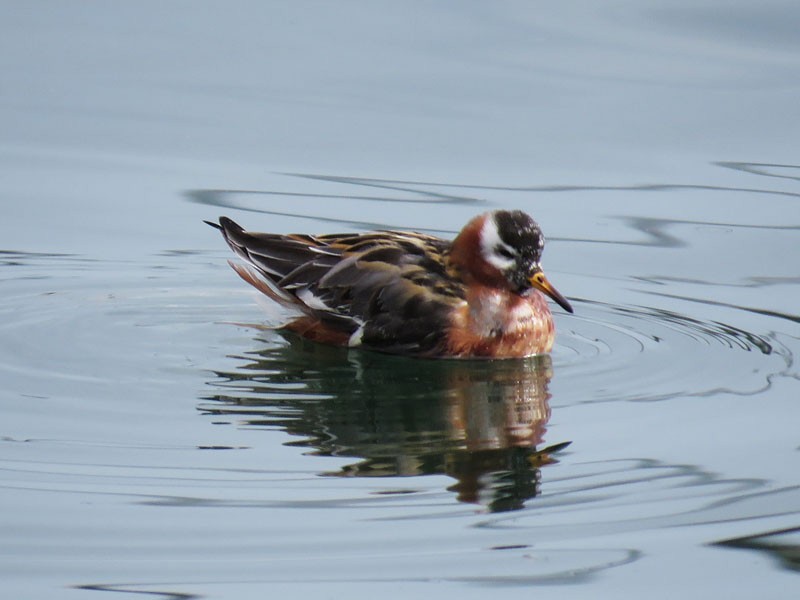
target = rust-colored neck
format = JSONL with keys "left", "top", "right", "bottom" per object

{"left": 449, "top": 214, "right": 508, "bottom": 289}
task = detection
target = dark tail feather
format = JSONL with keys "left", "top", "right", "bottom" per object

{"left": 205, "top": 217, "right": 246, "bottom": 233}
{"left": 218, "top": 216, "right": 245, "bottom": 234}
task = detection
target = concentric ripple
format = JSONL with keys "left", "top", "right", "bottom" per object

{"left": 552, "top": 299, "right": 793, "bottom": 404}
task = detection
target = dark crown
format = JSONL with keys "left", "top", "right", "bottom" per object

{"left": 493, "top": 210, "right": 545, "bottom": 261}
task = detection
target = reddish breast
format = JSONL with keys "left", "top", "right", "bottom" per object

{"left": 446, "top": 286, "right": 555, "bottom": 358}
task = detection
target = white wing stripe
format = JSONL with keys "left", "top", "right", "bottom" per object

{"left": 296, "top": 288, "right": 332, "bottom": 311}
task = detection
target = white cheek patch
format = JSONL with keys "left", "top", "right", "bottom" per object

{"left": 480, "top": 216, "right": 515, "bottom": 270}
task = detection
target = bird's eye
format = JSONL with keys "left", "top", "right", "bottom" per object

{"left": 495, "top": 246, "right": 515, "bottom": 259}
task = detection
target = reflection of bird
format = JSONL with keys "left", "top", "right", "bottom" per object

{"left": 207, "top": 210, "right": 572, "bottom": 357}
{"left": 202, "top": 335, "right": 571, "bottom": 512}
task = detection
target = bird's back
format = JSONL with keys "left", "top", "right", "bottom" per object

{"left": 212, "top": 217, "right": 466, "bottom": 355}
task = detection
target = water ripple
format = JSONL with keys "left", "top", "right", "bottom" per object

{"left": 552, "top": 299, "right": 792, "bottom": 404}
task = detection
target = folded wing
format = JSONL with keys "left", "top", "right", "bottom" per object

{"left": 208, "top": 217, "right": 464, "bottom": 354}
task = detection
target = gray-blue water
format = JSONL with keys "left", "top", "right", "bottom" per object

{"left": 2, "top": 2, "right": 799, "bottom": 598}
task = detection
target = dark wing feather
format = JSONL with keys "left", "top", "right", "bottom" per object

{"left": 210, "top": 218, "right": 465, "bottom": 353}
{"left": 216, "top": 216, "right": 341, "bottom": 280}
{"left": 313, "top": 234, "right": 464, "bottom": 355}
{"left": 360, "top": 276, "right": 458, "bottom": 355}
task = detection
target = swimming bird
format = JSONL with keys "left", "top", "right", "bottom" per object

{"left": 207, "top": 210, "right": 572, "bottom": 358}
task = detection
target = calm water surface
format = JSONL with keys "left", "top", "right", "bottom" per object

{"left": 2, "top": 2, "right": 799, "bottom": 599}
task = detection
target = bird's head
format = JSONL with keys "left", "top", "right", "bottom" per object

{"left": 452, "top": 210, "right": 573, "bottom": 313}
